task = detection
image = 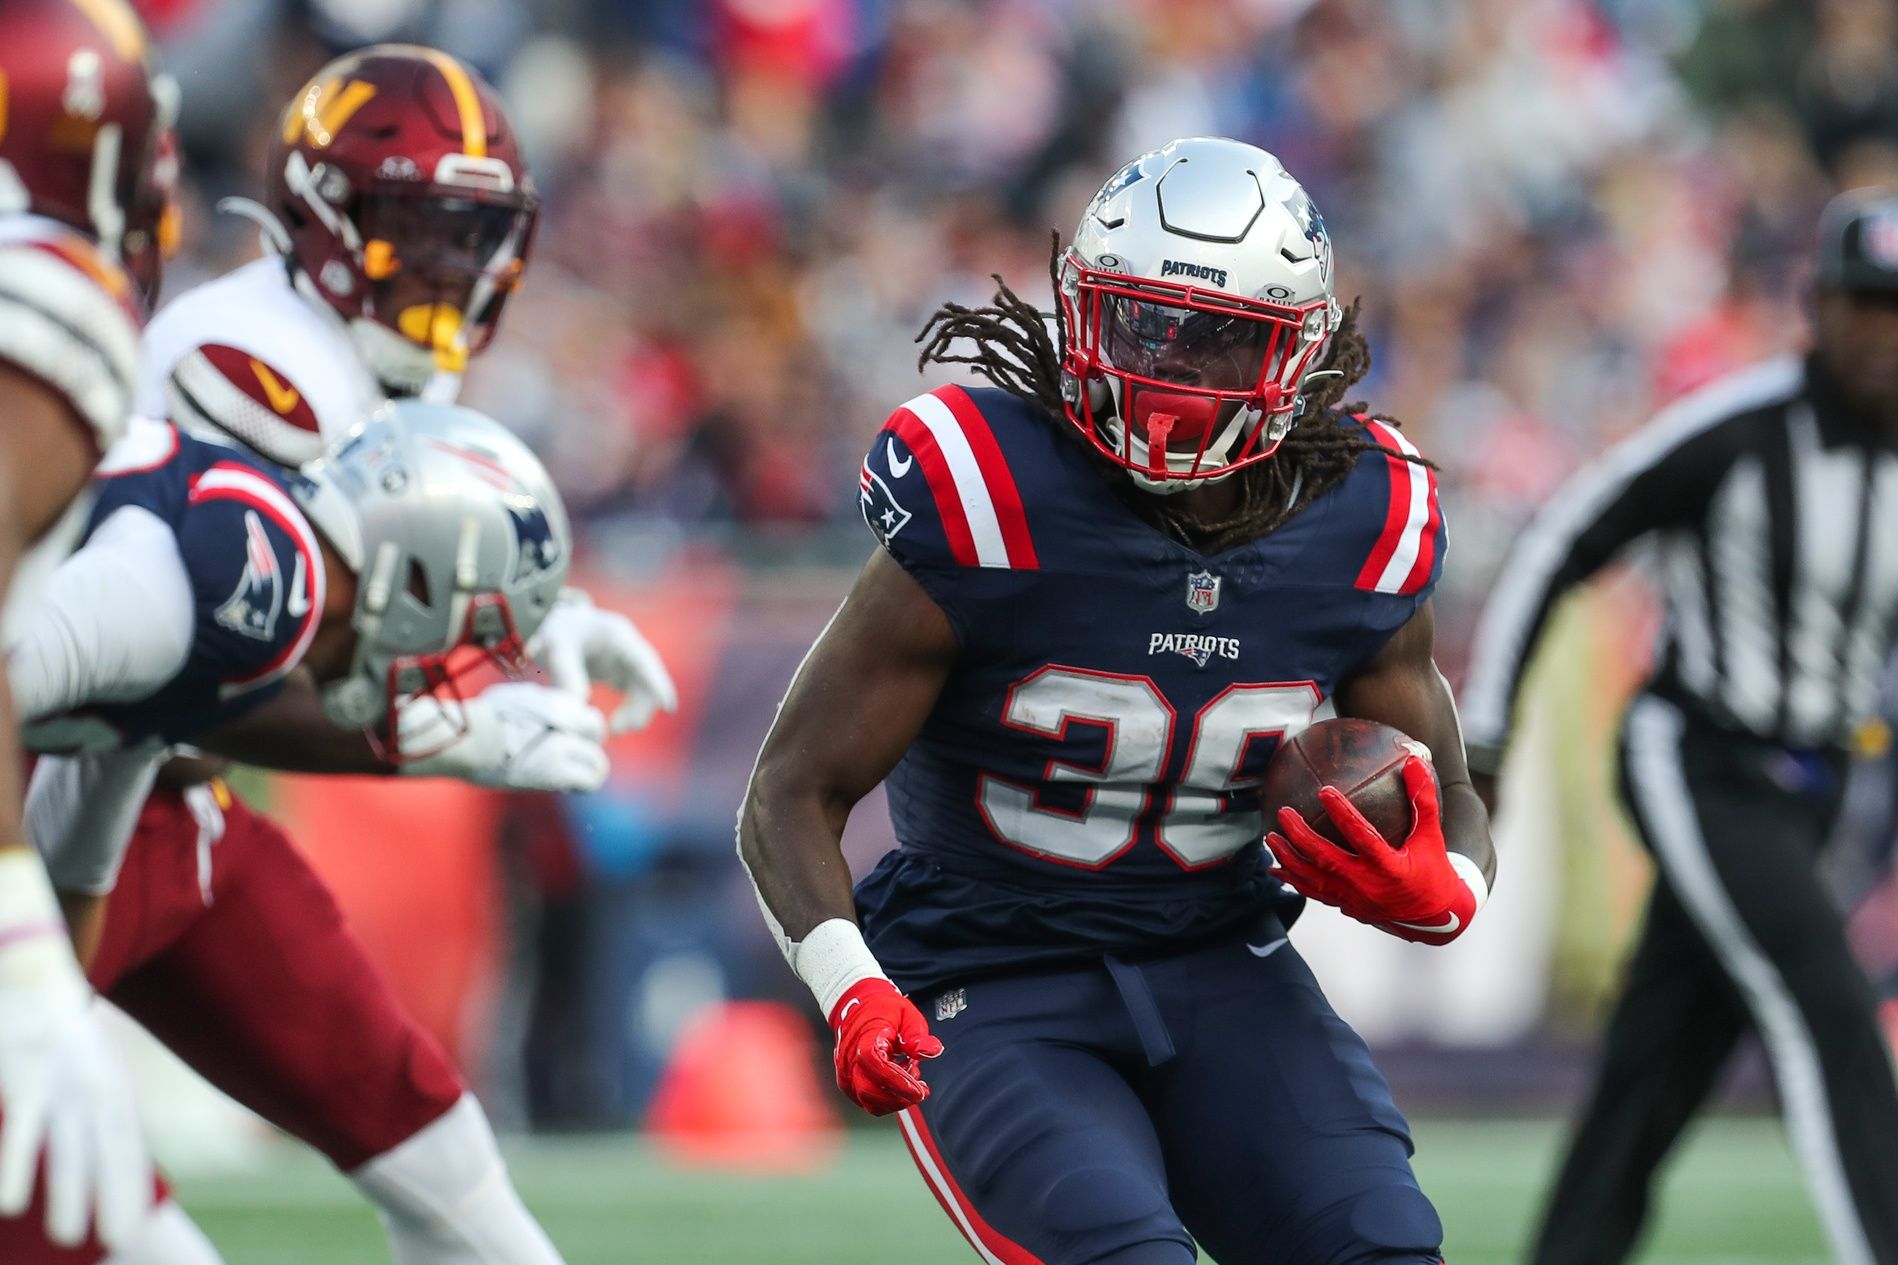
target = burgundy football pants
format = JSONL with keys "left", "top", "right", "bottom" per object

{"left": 91, "top": 783, "right": 465, "bottom": 1172}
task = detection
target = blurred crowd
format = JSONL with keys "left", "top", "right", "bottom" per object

{"left": 144, "top": 0, "right": 1896, "bottom": 593}
{"left": 120, "top": 0, "right": 1898, "bottom": 1119}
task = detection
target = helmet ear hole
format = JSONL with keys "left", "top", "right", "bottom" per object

{"left": 405, "top": 558, "right": 432, "bottom": 608}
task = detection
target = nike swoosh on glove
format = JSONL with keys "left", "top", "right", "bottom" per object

{"left": 530, "top": 588, "right": 679, "bottom": 734}
{"left": 1265, "top": 755, "right": 1481, "bottom": 945}
{"left": 827, "top": 979, "right": 943, "bottom": 1117}
{"left": 0, "top": 858, "right": 151, "bottom": 1249}
{"left": 399, "top": 681, "right": 610, "bottom": 792}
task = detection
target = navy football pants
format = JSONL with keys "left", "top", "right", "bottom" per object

{"left": 895, "top": 928, "right": 1444, "bottom": 1264}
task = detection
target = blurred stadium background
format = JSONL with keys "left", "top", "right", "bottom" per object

{"left": 121, "top": 0, "right": 1898, "bottom": 1259}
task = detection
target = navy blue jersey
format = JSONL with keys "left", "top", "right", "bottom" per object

{"left": 80, "top": 424, "right": 326, "bottom": 743}
{"left": 853, "top": 385, "right": 1445, "bottom": 994}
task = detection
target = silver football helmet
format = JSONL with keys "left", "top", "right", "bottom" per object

{"left": 1059, "top": 137, "right": 1341, "bottom": 491}
{"left": 291, "top": 399, "right": 570, "bottom": 746}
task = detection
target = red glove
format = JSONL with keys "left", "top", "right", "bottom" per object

{"left": 1265, "top": 756, "right": 1483, "bottom": 945}
{"left": 827, "top": 978, "right": 944, "bottom": 1116}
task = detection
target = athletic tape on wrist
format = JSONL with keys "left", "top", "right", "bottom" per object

{"left": 792, "top": 918, "right": 889, "bottom": 1018}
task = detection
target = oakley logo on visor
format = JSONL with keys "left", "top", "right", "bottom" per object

{"left": 1159, "top": 259, "right": 1228, "bottom": 288}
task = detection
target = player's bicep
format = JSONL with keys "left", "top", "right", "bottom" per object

{"left": 1333, "top": 601, "right": 1470, "bottom": 789}
{"left": 753, "top": 546, "right": 958, "bottom": 818}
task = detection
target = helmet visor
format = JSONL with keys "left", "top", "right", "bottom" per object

{"left": 358, "top": 193, "right": 534, "bottom": 367}
{"left": 359, "top": 193, "right": 530, "bottom": 277}
{"left": 1101, "top": 297, "right": 1280, "bottom": 392}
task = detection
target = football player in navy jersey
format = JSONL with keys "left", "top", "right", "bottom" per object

{"left": 741, "top": 137, "right": 1496, "bottom": 1264}
{"left": 12, "top": 401, "right": 573, "bottom": 906}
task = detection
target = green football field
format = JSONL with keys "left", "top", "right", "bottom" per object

{"left": 174, "top": 1114, "right": 1826, "bottom": 1263}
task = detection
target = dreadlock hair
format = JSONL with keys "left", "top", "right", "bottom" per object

{"left": 915, "top": 232, "right": 1426, "bottom": 554}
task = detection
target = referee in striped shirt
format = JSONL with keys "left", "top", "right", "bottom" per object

{"left": 1462, "top": 189, "right": 1898, "bottom": 1265}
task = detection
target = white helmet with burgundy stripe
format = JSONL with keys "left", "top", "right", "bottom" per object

{"left": 1058, "top": 137, "right": 1341, "bottom": 492}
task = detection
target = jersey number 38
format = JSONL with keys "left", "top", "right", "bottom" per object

{"left": 976, "top": 666, "right": 1320, "bottom": 871}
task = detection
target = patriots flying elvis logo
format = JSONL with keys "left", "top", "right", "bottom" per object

{"left": 214, "top": 511, "right": 284, "bottom": 641}
{"left": 507, "top": 498, "right": 563, "bottom": 582}
{"left": 859, "top": 451, "right": 912, "bottom": 546}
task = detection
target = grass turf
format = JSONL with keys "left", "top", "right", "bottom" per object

{"left": 174, "top": 1115, "right": 1824, "bottom": 1263}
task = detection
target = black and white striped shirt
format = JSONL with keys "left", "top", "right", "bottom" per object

{"left": 1462, "top": 354, "right": 1898, "bottom": 764}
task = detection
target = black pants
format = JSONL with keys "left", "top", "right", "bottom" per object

{"left": 1532, "top": 694, "right": 1898, "bottom": 1265}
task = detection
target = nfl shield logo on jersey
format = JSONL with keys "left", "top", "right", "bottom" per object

{"left": 935, "top": 988, "right": 967, "bottom": 1022}
{"left": 1185, "top": 570, "right": 1221, "bottom": 613}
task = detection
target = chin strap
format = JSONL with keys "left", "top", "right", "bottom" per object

{"left": 1145, "top": 413, "right": 1175, "bottom": 475}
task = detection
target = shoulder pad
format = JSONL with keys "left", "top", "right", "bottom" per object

{"left": 1345, "top": 417, "right": 1444, "bottom": 598}
{"left": 860, "top": 384, "right": 1039, "bottom": 571}
{"left": 143, "top": 262, "right": 380, "bottom": 467}
{"left": 0, "top": 223, "right": 142, "bottom": 452}
{"left": 177, "top": 460, "right": 327, "bottom": 699}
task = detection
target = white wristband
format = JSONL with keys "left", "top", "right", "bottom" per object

{"left": 1448, "top": 851, "right": 1490, "bottom": 914}
{"left": 791, "top": 918, "right": 889, "bottom": 1017}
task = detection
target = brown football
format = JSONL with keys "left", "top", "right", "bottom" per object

{"left": 1262, "top": 718, "right": 1429, "bottom": 852}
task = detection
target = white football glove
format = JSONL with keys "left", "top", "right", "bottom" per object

{"left": 398, "top": 681, "right": 610, "bottom": 793}
{"left": 529, "top": 588, "right": 678, "bottom": 734}
{"left": 0, "top": 849, "right": 151, "bottom": 1249}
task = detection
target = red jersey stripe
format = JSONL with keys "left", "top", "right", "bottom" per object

{"left": 1356, "top": 419, "right": 1415, "bottom": 591}
{"left": 886, "top": 408, "right": 981, "bottom": 567}
{"left": 932, "top": 384, "right": 1039, "bottom": 569}
{"left": 1398, "top": 463, "right": 1443, "bottom": 595}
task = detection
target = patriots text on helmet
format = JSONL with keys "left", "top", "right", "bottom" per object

{"left": 1158, "top": 259, "right": 1228, "bottom": 288}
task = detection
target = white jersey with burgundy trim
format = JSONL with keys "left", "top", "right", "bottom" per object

{"left": 138, "top": 256, "right": 390, "bottom": 467}
{"left": 0, "top": 214, "right": 145, "bottom": 646}
{"left": 851, "top": 385, "right": 1447, "bottom": 994}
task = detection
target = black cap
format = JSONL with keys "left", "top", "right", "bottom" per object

{"left": 1816, "top": 188, "right": 1898, "bottom": 295}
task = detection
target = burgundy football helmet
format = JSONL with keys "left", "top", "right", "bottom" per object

{"left": 0, "top": 0, "right": 173, "bottom": 300}
{"left": 263, "top": 45, "right": 539, "bottom": 393}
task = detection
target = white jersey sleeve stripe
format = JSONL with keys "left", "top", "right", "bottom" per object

{"left": 1364, "top": 421, "right": 1434, "bottom": 595}
{"left": 900, "top": 390, "right": 1011, "bottom": 568}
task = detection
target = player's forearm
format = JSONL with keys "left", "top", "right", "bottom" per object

{"left": 195, "top": 673, "right": 391, "bottom": 775}
{"left": 1440, "top": 780, "right": 1496, "bottom": 889}
{"left": 737, "top": 767, "right": 861, "bottom": 942}
{"left": 56, "top": 891, "right": 105, "bottom": 972}
{"left": 738, "top": 768, "right": 898, "bottom": 1016}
